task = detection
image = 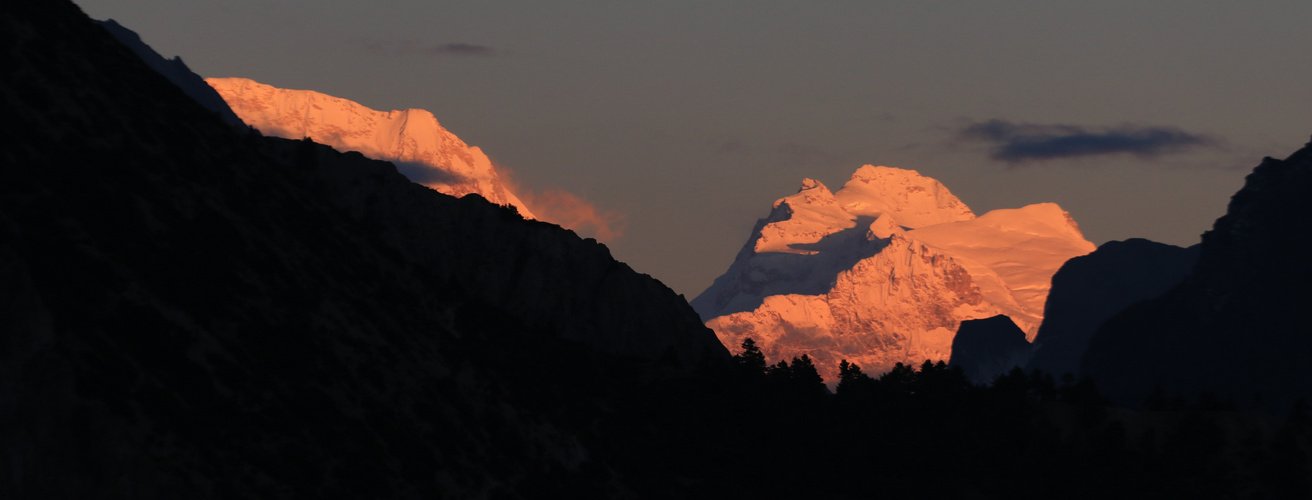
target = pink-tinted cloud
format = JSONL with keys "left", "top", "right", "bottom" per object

{"left": 496, "top": 166, "right": 625, "bottom": 242}
{"left": 520, "top": 188, "right": 626, "bottom": 242}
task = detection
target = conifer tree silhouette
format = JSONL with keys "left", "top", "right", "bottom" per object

{"left": 734, "top": 337, "right": 767, "bottom": 376}
{"left": 790, "top": 354, "right": 824, "bottom": 390}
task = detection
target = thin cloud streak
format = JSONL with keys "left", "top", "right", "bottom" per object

{"left": 361, "top": 39, "right": 498, "bottom": 58}
{"left": 425, "top": 43, "right": 495, "bottom": 57}
{"left": 960, "top": 119, "right": 1217, "bottom": 164}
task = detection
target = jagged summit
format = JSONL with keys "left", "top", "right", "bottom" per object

{"left": 755, "top": 178, "right": 852, "bottom": 255}
{"left": 693, "top": 164, "right": 1093, "bottom": 383}
{"left": 797, "top": 177, "right": 825, "bottom": 192}
{"left": 834, "top": 165, "right": 976, "bottom": 228}
{"left": 750, "top": 166, "right": 977, "bottom": 256}
{"left": 207, "top": 77, "right": 535, "bottom": 218}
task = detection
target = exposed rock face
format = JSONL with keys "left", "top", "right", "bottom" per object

{"left": 949, "top": 315, "right": 1033, "bottom": 385}
{"left": 1082, "top": 142, "right": 1312, "bottom": 411}
{"left": 207, "top": 77, "right": 535, "bottom": 217}
{"left": 1026, "top": 238, "right": 1199, "bottom": 378}
{"left": 0, "top": 4, "right": 723, "bottom": 496}
{"left": 693, "top": 167, "right": 1095, "bottom": 383}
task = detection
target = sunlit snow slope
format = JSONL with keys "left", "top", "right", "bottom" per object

{"left": 207, "top": 77, "right": 534, "bottom": 218}
{"left": 692, "top": 166, "right": 1095, "bottom": 383}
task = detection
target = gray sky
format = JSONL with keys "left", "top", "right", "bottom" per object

{"left": 75, "top": 0, "right": 1312, "bottom": 297}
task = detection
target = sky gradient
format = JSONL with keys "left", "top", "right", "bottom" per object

{"left": 74, "top": 0, "right": 1312, "bottom": 297}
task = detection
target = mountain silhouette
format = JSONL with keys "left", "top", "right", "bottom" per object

{"left": 1082, "top": 143, "right": 1312, "bottom": 411}
{"left": 95, "top": 19, "right": 244, "bottom": 126}
{"left": 1027, "top": 238, "right": 1200, "bottom": 378}
{"left": 949, "top": 314, "right": 1032, "bottom": 384}
{"left": 0, "top": 3, "right": 720, "bottom": 496}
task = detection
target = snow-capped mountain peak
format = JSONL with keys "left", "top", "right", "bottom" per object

{"left": 907, "top": 203, "right": 1096, "bottom": 338}
{"left": 693, "top": 165, "right": 1094, "bottom": 383}
{"left": 755, "top": 178, "right": 853, "bottom": 255}
{"left": 797, "top": 177, "right": 826, "bottom": 193}
{"left": 834, "top": 165, "right": 976, "bottom": 228}
{"left": 207, "top": 77, "right": 535, "bottom": 218}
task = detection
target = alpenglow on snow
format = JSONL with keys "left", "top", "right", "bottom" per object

{"left": 692, "top": 166, "right": 1095, "bottom": 383}
{"left": 208, "top": 77, "right": 535, "bottom": 218}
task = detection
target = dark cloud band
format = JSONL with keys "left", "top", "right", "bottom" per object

{"left": 362, "top": 40, "right": 497, "bottom": 58}
{"left": 960, "top": 120, "right": 1215, "bottom": 163}
{"left": 425, "top": 43, "right": 494, "bottom": 57}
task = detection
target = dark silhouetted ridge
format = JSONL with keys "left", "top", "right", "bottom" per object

{"left": 0, "top": 2, "right": 721, "bottom": 497}
{"left": 1082, "top": 142, "right": 1312, "bottom": 411}
{"left": 1028, "top": 238, "right": 1200, "bottom": 378}
{"left": 95, "top": 18, "right": 244, "bottom": 126}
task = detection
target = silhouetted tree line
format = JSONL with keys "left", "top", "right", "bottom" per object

{"left": 733, "top": 338, "right": 826, "bottom": 396}
{"left": 191, "top": 299, "right": 1310, "bottom": 500}
{"left": 697, "top": 337, "right": 1311, "bottom": 498}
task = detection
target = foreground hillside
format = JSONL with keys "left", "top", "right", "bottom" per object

{"left": 1, "top": 2, "right": 720, "bottom": 496}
